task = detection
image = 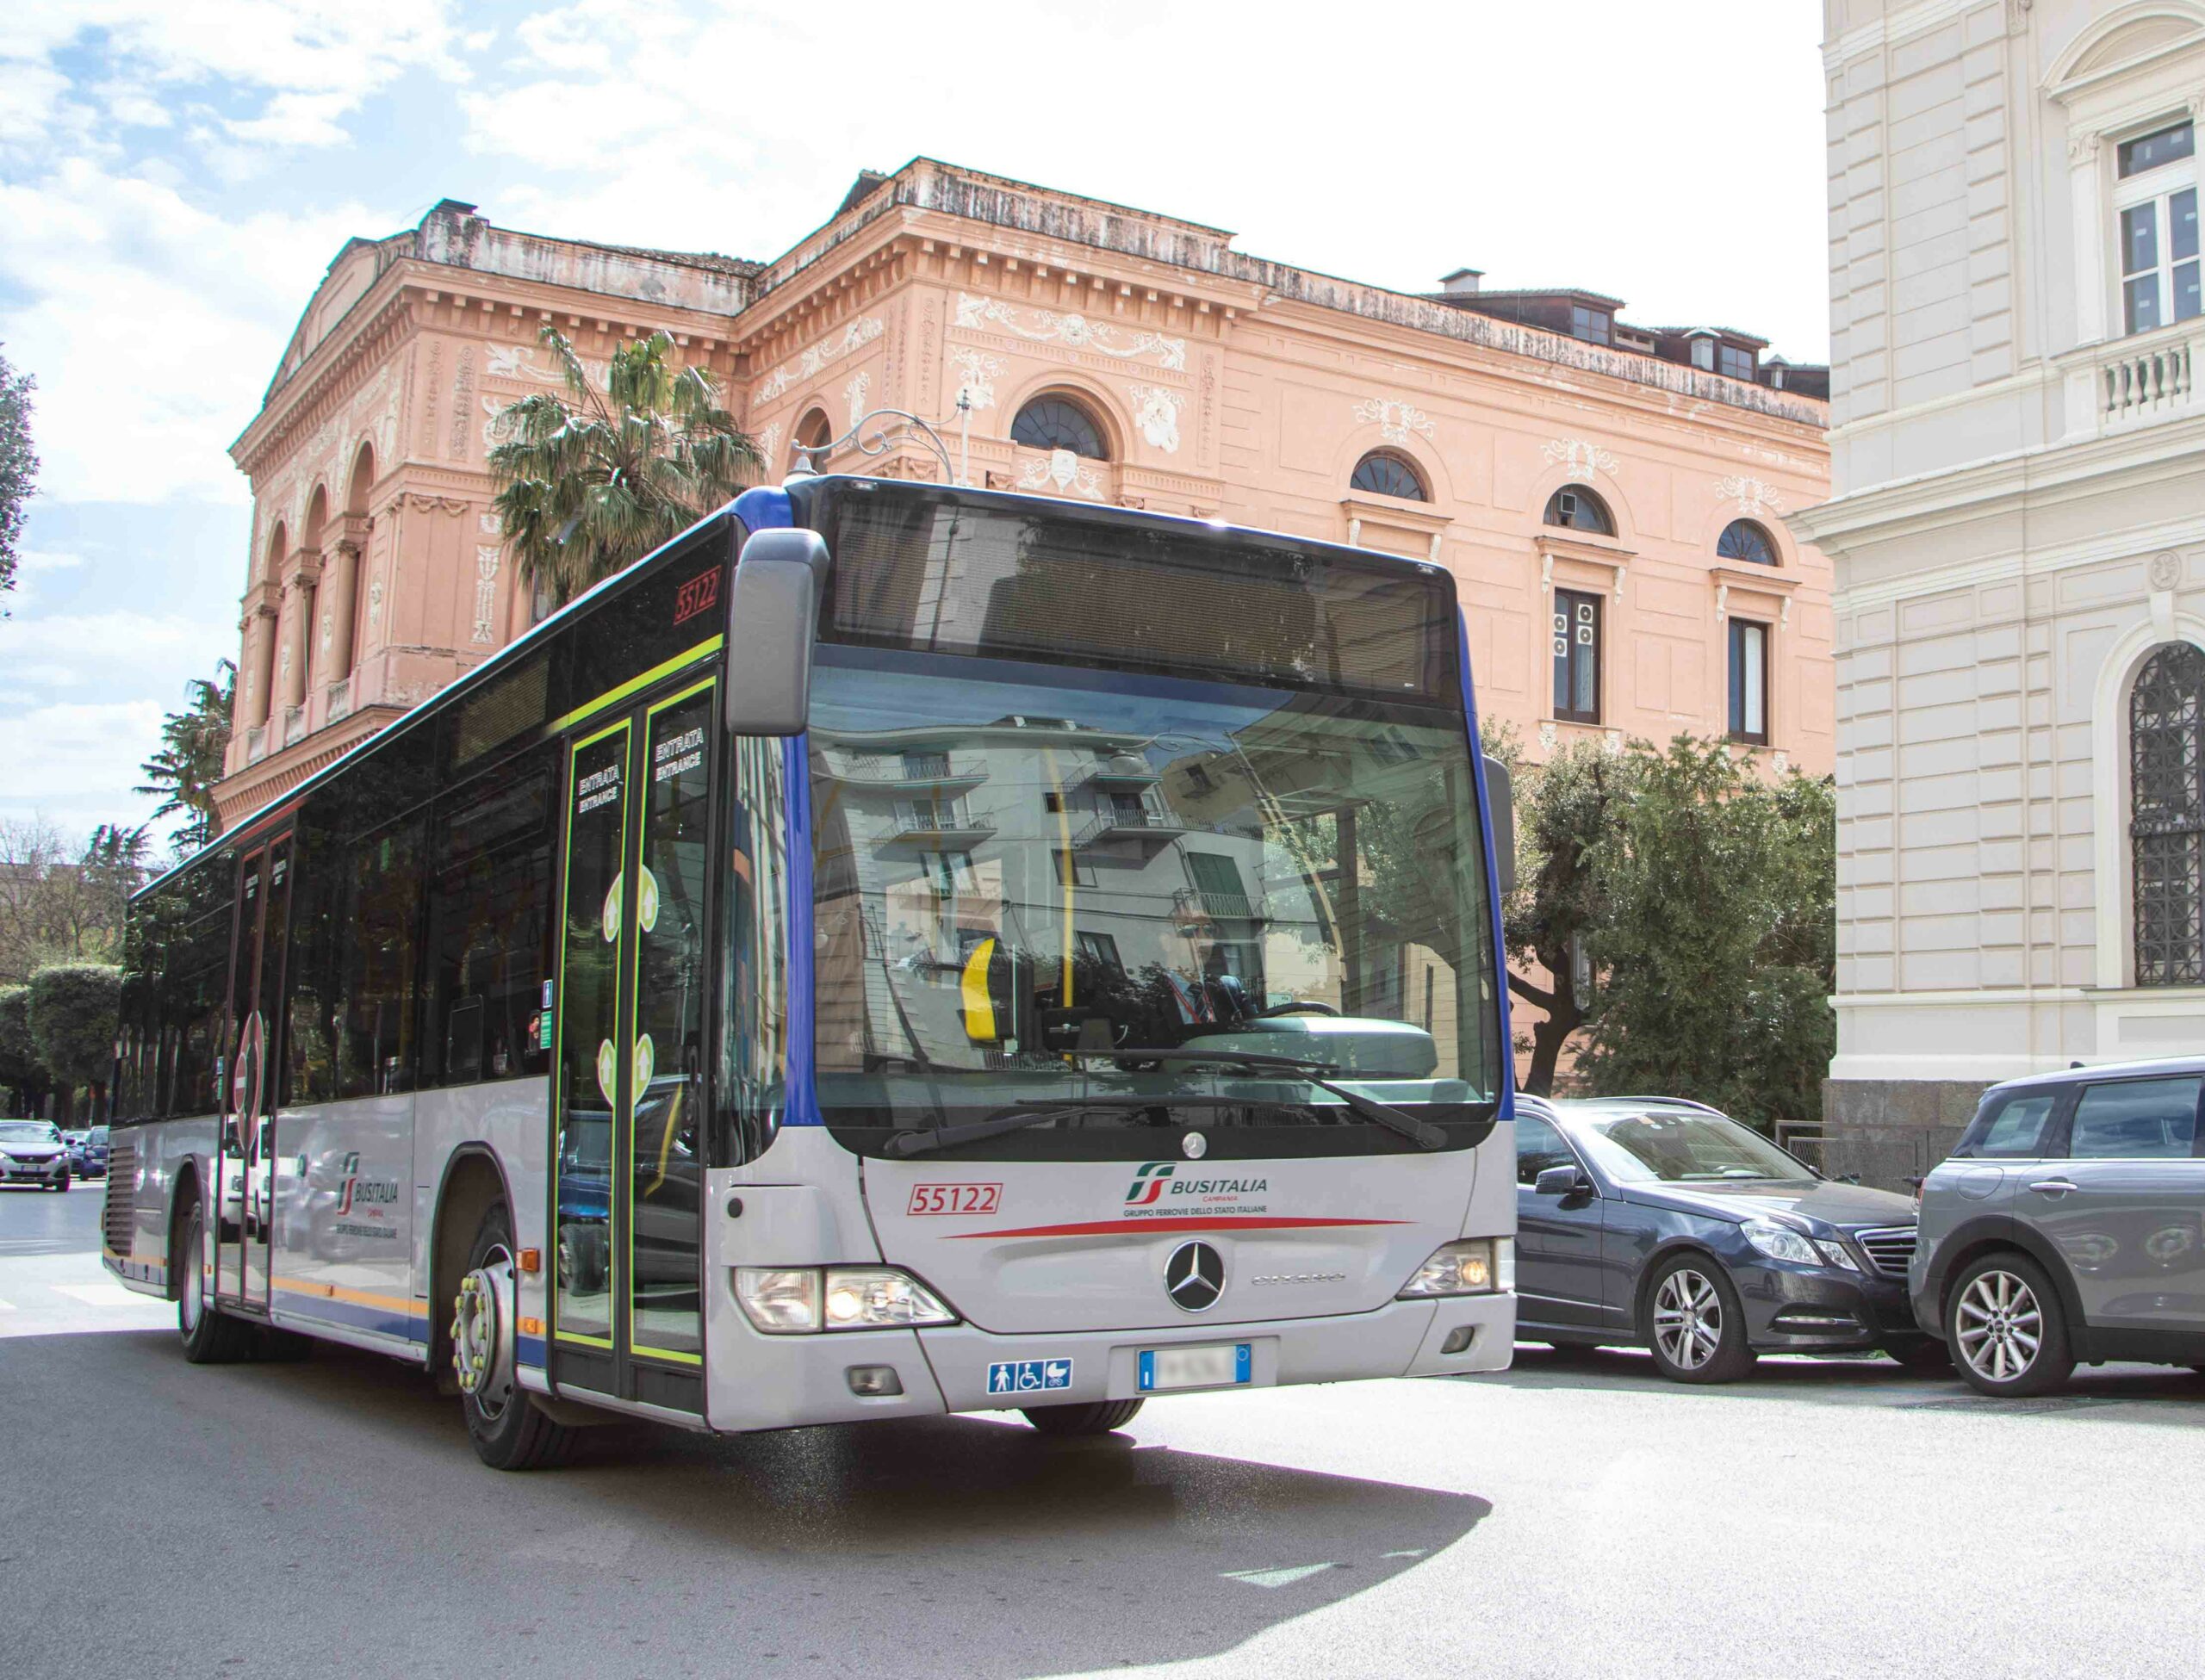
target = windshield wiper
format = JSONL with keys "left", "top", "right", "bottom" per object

{"left": 882, "top": 1099, "right": 1157, "bottom": 1160}
{"left": 1071, "top": 1048, "right": 1450, "bottom": 1151}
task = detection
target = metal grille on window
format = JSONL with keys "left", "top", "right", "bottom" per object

{"left": 2132, "top": 642, "right": 2205, "bottom": 987}
{"left": 1349, "top": 450, "right": 1427, "bottom": 501}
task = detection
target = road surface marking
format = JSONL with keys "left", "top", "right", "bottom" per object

{"left": 1221, "top": 1564, "right": 1338, "bottom": 1590}
{"left": 52, "top": 1283, "right": 142, "bottom": 1306}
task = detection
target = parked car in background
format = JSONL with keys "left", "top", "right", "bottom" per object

{"left": 1912, "top": 1056, "right": 2205, "bottom": 1398}
{"left": 0, "top": 1120, "right": 72, "bottom": 1191}
{"left": 82, "top": 1125, "right": 109, "bottom": 1177}
{"left": 1515, "top": 1095, "right": 1937, "bottom": 1382}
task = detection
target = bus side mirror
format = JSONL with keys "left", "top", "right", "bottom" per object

{"left": 1482, "top": 754, "right": 1516, "bottom": 897}
{"left": 725, "top": 527, "right": 830, "bottom": 735}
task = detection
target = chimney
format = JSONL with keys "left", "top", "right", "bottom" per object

{"left": 1439, "top": 267, "right": 1483, "bottom": 296}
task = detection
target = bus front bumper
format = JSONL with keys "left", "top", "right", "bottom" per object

{"left": 700, "top": 1293, "right": 1513, "bottom": 1432}
{"left": 922, "top": 1291, "right": 1514, "bottom": 1412}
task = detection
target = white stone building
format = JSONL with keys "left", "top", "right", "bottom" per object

{"left": 1795, "top": 0, "right": 2205, "bottom": 1179}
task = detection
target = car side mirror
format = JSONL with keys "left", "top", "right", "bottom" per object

{"left": 1482, "top": 754, "right": 1515, "bottom": 897}
{"left": 724, "top": 527, "right": 829, "bottom": 735}
{"left": 1533, "top": 1163, "right": 1590, "bottom": 1199}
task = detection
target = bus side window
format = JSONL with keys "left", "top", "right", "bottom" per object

{"left": 719, "top": 735, "right": 789, "bottom": 1165}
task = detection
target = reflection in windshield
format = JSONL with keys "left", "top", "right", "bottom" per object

{"left": 808, "top": 651, "right": 1499, "bottom": 1150}
{"left": 1578, "top": 1112, "right": 1812, "bottom": 1183}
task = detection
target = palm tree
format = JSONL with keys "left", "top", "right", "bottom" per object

{"left": 136, "top": 660, "right": 234, "bottom": 852}
{"left": 488, "top": 326, "right": 761, "bottom": 609}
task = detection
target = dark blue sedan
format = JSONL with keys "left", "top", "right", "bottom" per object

{"left": 1514, "top": 1096, "right": 1939, "bottom": 1382}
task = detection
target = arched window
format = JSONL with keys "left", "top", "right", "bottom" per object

{"left": 1011, "top": 394, "right": 1108, "bottom": 459}
{"left": 1543, "top": 484, "right": 1613, "bottom": 536}
{"left": 2131, "top": 642, "right": 2205, "bottom": 987}
{"left": 795, "top": 407, "right": 834, "bottom": 454}
{"left": 1349, "top": 450, "right": 1427, "bottom": 501}
{"left": 1717, "top": 519, "right": 1778, "bottom": 566}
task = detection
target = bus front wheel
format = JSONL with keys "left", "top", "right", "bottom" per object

{"left": 455, "top": 1203, "right": 574, "bottom": 1472}
{"left": 1022, "top": 1398, "right": 1145, "bottom": 1436}
{"left": 176, "top": 1198, "right": 252, "bottom": 1364}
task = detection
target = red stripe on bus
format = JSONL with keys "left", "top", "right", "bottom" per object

{"left": 944, "top": 1216, "right": 1408, "bottom": 1240}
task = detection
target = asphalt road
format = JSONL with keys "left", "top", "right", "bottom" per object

{"left": 4, "top": 1183, "right": 2204, "bottom": 1679}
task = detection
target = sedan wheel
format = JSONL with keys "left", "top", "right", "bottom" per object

{"left": 1643, "top": 1256, "right": 1755, "bottom": 1384}
{"left": 1946, "top": 1253, "right": 2075, "bottom": 1398}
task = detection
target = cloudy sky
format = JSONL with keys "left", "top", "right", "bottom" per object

{"left": 0, "top": 0, "right": 1829, "bottom": 846}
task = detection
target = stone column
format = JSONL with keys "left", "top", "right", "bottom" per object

{"left": 325, "top": 530, "right": 363, "bottom": 684}
{"left": 245, "top": 603, "right": 278, "bottom": 730}
{"left": 281, "top": 549, "right": 322, "bottom": 711}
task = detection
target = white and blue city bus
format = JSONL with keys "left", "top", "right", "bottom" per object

{"left": 103, "top": 475, "right": 1519, "bottom": 1469}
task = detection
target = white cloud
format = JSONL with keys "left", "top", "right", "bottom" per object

{"left": 0, "top": 697, "right": 171, "bottom": 835}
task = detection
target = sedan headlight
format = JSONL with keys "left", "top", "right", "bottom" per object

{"left": 735, "top": 1266, "right": 957, "bottom": 1334}
{"left": 1814, "top": 1239, "right": 1860, "bottom": 1272}
{"left": 1741, "top": 1219, "right": 1823, "bottom": 1267}
{"left": 1398, "top": 1238, "right": 1512, "bottom": 1298}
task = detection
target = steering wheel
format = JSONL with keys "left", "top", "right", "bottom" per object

{"left": 1258, "top": 1001, "right": 1341, "bottom": 1018}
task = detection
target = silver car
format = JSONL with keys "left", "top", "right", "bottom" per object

{"left": 1911, "top": 1055, "right": 2205, "bottom": 1396}
{"left": 0, "top": 1120, "right": 73, "bottom": 1191}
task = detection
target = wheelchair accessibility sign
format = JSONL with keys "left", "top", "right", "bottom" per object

{"left": 987, "top": 1359, "right": 1072, "bottom": 1396}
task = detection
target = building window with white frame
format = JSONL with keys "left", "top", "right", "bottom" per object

{"left": 1552, "top": 589, "right": 1601, "bottom": 724}
{"left": 2115, "top": 119, "right": 2199, "bottom": 335}
{"left": 1727, "top": 617, "right": 1769, "bottom": 746}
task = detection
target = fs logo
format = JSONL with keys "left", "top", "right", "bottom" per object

{"left": 1126, "top": 1162, "right": 1174, "bottom": 1207}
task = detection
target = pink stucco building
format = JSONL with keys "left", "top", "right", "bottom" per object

{"left": 217, "top": 160, "right": 1833, "bottom": 1050}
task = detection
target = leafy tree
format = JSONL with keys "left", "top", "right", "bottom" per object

{"left": 488, "top": 326, "right": 760, "bottom": 609}
{"left": 28, "top": 962, "right": 121, "bottom": 1125}
{"left": 0, "top": 817, "right": 150, "bottom": 984}
{"left": 0, "top": 345, "right": 34, "bottom": 613}
{"left": 1575, "top": 737, "right": 1836, "bottom": 1129}
{"left": 0, "top": 983, "right": 49, "bottom": 1117}
{"left": 137, "top": 660, "right": 236, "bottom": 852}
{"left": 1500, "top": 739, "right": 1640, "bottom": 1095}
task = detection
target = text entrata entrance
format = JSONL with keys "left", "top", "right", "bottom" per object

{"left": 550, "top": 677, "right": 715, "bottom": 1410}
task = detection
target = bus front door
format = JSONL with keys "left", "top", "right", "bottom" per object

{"left": 549, "top": 678, "right": 714, "bottom": 1414}
{"left": 217, "top": 834, "right": 289, "bottom": 1314}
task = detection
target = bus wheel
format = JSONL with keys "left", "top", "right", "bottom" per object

{"left": 455, "top": 1203, "right": 572, "bottom": 1472}
{"left": 1022, "top": 1399, "right": 1145, "bottom": 1437}
{"left": 176, "top": 1199, "right": 251, "bottom": 1364}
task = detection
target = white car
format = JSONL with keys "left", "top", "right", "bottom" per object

{"left": 0, "top": 1120, "right": 72, "bottom": 1191}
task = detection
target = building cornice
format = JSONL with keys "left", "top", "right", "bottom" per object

{"left": 1791, "top": 413, "right": 2205, "bottom": 551}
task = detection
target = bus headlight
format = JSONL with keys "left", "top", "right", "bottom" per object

{"left": 735, "top": 1267, "right": 958, "bottom": 1333}
{"left": 1398, "top": 1238, "right": 1512, "bottom": 1298}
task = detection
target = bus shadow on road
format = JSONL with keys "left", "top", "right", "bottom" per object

{"left": 1488, "top": 1342, "right": 2205, "bottom": 1422}
{"left": 17, "top": 1330, "right": 1494, "bottom": 1677}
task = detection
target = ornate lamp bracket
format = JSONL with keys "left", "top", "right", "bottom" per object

{"left": 791, "top": 404, "right": 968, "bottom": 486}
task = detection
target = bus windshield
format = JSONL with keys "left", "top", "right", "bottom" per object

{"left": 809, "top": 649, "right": 1500, "bottom": 1159}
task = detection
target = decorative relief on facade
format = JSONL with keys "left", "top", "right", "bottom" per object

{"left": 1541, "top": 437, "right": 1618, "bottom": 479}
{"left": 756, "top": 422, "right": 783, "bottom": 473}
{"left": 479, "top": 511, "right": 500, "bottom": 535}
{"left": 1538, "top": 720, "right": 1558, "bottom": 751}
{"left": 450, "top": 347, "right": 476, "bottom": 461}
{"left": 419, "top": 341, "right": 443, "bottom": 456}
{"left": 1129, "top": 384, "right": 1184, "bottom": 453}
{"left": 486, "top": 344, "right": 607, "bottom": 387}
{"left": 1017, "top": 448, "right": 1104, "bottom": 500}
{"left": 481, "top": 394, "right": 522, "bottom": 451}
{"left": 279, "top": 642, "right": 292, "bottom": 688}
{"left": 1716, "top": 474, "right": 1786, "bottom": 518}
{"left": 844, "top": 369, "right": 870, "bottom": 429}
{"left": 1355, "top": 397, "right": 1436, "bottom": 447}
{"left": 953, "top": 294, "right": 1187, "bottom": 370}
{"left": 368, "top": 578, "right": 384, "bottom": 629}
{"left": 949, "top": 348, "right": 1002, "bottom": 412}
{"left": 472, "top": 546, "right": 500, "bottom": 644}
{"left": 755, "top": 316, "right": 885, "bottom": 401}
{"left": 2150, "top": 550, "right": 2182, "bottom": 591}
{"left": 320, "top": 607, "right": 333, "bottom": 654}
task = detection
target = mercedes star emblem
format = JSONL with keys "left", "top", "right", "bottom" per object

{"left": 1165, "top": 1240, "right": 1225, "bottom": 1313}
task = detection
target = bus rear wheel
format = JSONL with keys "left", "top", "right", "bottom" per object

{"left": 455, "top": 1203, "right": 573, "bottom": 1472}
{"left": 1022, "top": 1398, "right": 1145, "bottom": 1436}
{"left": 176, "top": 1198, "right": 252, "bottom": 1364}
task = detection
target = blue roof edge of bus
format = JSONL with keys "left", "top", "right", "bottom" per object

{"left": 1457, "top": 611, "right": 1515, "bottom": 1124}
{"left": 731, "top": 485, "right": 795, "bottom": 533}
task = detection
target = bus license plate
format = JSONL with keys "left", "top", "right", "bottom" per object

{"left": 1138, "top": 1343, "right": 1252, "bottom": 1392}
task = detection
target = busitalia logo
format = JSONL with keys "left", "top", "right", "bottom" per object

{"left": 335, "top": 1151, "right": 401, "bottom": 1217}
{"left": 1126, "top": 1162, "right": 1175, "bottom": 1206}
